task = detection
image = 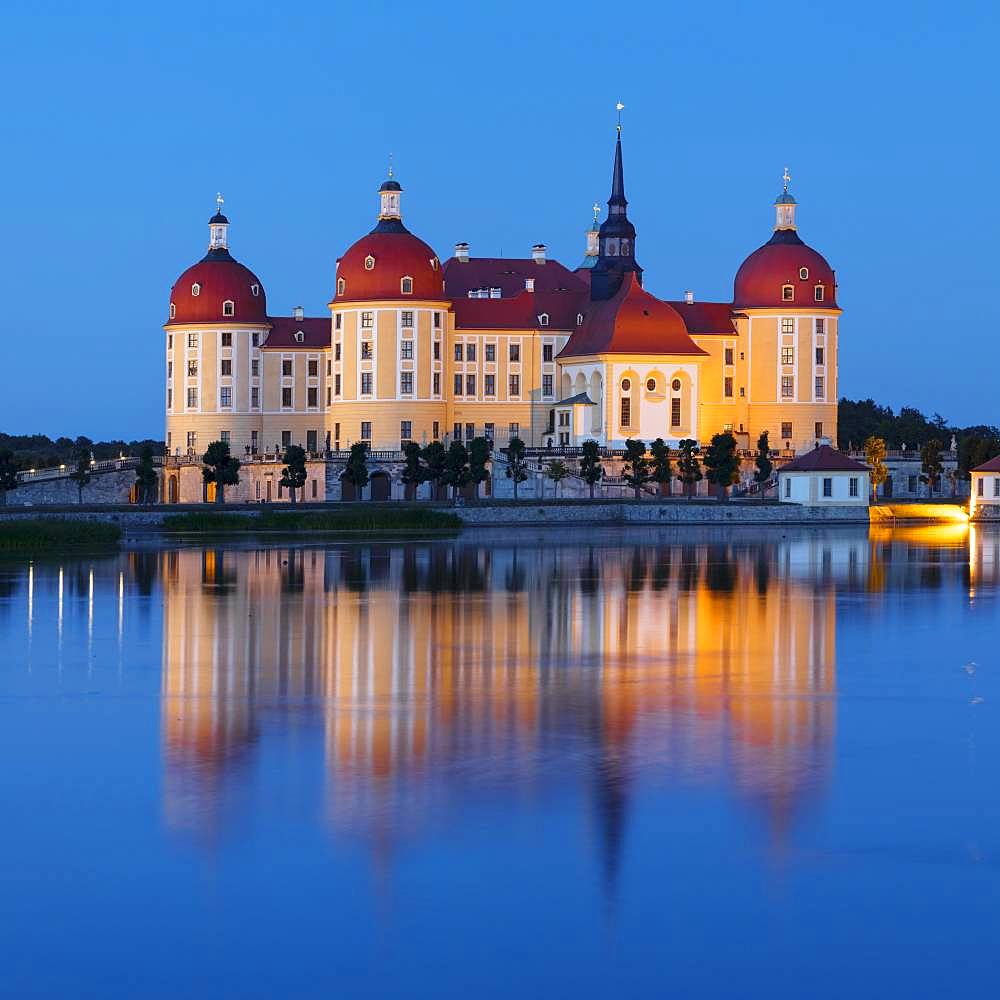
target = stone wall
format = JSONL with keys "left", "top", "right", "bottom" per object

{"left": 4, "top": 469, "right": 138, "bottom": 507}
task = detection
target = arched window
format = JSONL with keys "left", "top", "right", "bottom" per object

{"left": 621, "top": 378, "right": 631, "bottom": 392}
{"left": 250, "top": 283, "right": 260, "bottom": 297}
{"left": 337, "top": 277, "right": 346, "bottom": 295}
{"left": 781, "top": 285, "right": 794, "bottom": 302}
{"left": 169, "top": 303, "right": 176, "bottom": 319}
{"left": 364, "top": 255, "right": 376, "bottom": 270}
{"left": 538, "top": 313, "right": 549, "bottom": 327}
{"left": 191, "top": 283, "right": 201, "bottom": 297}
{"left": 814, "top": 285, "right": 825, "bottom": 302}
{"left": 430, "top": 257, "right": 439, "bottom": 271}
{"left": 576, "top": 313, "right": 583, "bottom": 325}
{"left": 223, "top": 300, "right": 235, "bottom": 317}
{"left": 401, "top": 276, "right": 413, "bottom": 294}
{"left": 294, "top": 331, "right": 305, "bottom": 343}
{"left": 799, "top": 267, "right": 809, "bottom": 280}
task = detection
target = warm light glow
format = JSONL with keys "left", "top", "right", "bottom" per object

{"left": 884, "top": 503, "right": 969, "bottom": 524}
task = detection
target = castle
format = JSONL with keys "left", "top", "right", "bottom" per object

{"left": 162, "top": 125, "right": 839, "bottom": 502}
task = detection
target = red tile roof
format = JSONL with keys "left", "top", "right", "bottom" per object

{"left": 263, "top": 316, "right": 329, "bottom": 349}
{"left": 168, "top": 253, "right": 268, "bottom": 325}
{"left": 452, "top": 289, "right": 584, "bottom": 331}
{"left": 733, "top": 231, "right": 837, "bottom": 309}
{"left": 333, "top": 228, "right": 445, "bottom": 304}
{"left": 666, "top": 300, "right": 736, "bottom": 335}
{"left": 973, "top": 455, "right": 1000, "bottom": 473}
{"left": 779, "top": 445, "right": 869, "bottom": 473}
{"left": 444, "top": 256, "right": 588, "bottom": 299}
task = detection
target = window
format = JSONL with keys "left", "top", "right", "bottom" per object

{"left": 169, "top": 303, "right": 176, "bottom": 319}
{"left": 543, "top": 344, "right": 553, "bottom": 363}
{"left": 815, "top": 376, "right": 825, "bottom": 399}
{"left": 252, "top": 332, "right": 259, "bottom": 347}
{"left": 167, "top": 334, "right": 173, "bottom": 349}
{"left": 400, "top": 277, "right": 413, "bottom": 294}
{"left": 187, "top": 387, "right": 198, "bottom": 407}
{"left": 799, "top": 267, "right": 809, "bottom": 280}
{"left": 816, "top": 318, "right": 825, "bottom": 335}
{"left": 432, "top": 372, "right": 440, "bottom": 395}
{"left": 334, "top": 374, "right": 341, "bottom": 396}
{"left": 335, "top": 343, "right": 342, "bottom": 361}
{"left": 308, "top": 359, "right": 318, "bottom": 377}
{"left": 455, "top": 343, "right": 464, "bottom": 361}
{"left": 543, "top": 375, "right": 553, "bottom": 396}
{"left": 251, "top": 359, "right": 259, "bottom": 377}
{"left": 454, "top": 374, "right": 463, "bottom": 395}
{"left": 220, "top": 359, "right": 232, "bottom": 376}
{"left": 187, "top": 360, "right": 198, "bottom": 377}
{"left": 433, "top": 311, "right": 441, "bottom": 329}
{"left": 433, "top": 341, "right": 441, "bottom": 361}
{"left": 781, "top": 346, "right": 794, "bottom": 365}
{"left": 400, "top": 420, "right": 412, "bottom": 443}
{"left": 782, "top": 285, "right": 794, "bottom": 302}
{"left": 334, "top": 424, "right": 341, "bottom": 448}
{"left": 815, "top": 346, "right": 825, "bottom": 365}
{"left": 646, "top": 378, "right": 656, "bottom": 392}
{"left": 815, "top": 422, "right": 824, "bottom": 439}
{"left": 223, "top": 300, "right": 234, "bottom": 317}
{"left": 466, "top": 423, "right": 475, "bottom": 441}
{"left": 167, "top": 388, "right": 172, "bottom": 408}
{"left": 282, "top": 359, "right": 293, "bottom": 377}
{"left": 191, "top": 283, "right": 201, "bottom": 297}
{"left": 723, "top": 423, "right": 733, "bottom": 433}
{"left": 282, "top": 387, "right": 293, "bottom": 407}
{"left": 509, "top": 343, "right": 520, "bottom": 362}
{"left": 781, "top": 422, "right": 793, "bottom": 440}
{"left": 361, "top": 422, "right": 372, "bottom": 441}
{"left": 311, "top": 479, "right": 317, "bottom": 499}
{"left": 326, "top": 359, "right": 332, "bottom": 375}
{"left": 849, "top": 477, "right": 859, "bottom": 498}
{"left": 538, "top": 313, "right": 549, "bottom": 327}
{"left": 251, "top": 283, "right": 259, "bottom": 297}
{"left": 977, "top": 478, "right": 984, "bottom": 497}
{"left": 307, "top": 387, "right": 318, "bottom": 407}
{"left": 785, "top": 478, "right": 791, "bottom": 498}
{"left": 724, "top": 347, "right": 734, "bottom": 366}
{"left": 485, "top": 343, "right": 496, "bottom": 362}
{"left": 485, "top": 423, "right": 494, "bottom": 441}
{"left": 401, "top": 311, "right": 413, "bottom": 328}
{"left": 187, "top": 333, "right": 198, "bottom": 348}
{"left": 559, "top": 411, "right": 570, "bottom": 427}
{"left": 431, "top": 258, "right": 439, "bottom": 271}
{"left": 361, "top": 373, "right": 373, "bottom": 395}
{"left": 671, "top": 397, "right": 681, "bottom": 428}
{"left": 220, "top": 387, "right": 232, "bottom": 407}
{"left": 620, "top": 398, "right": 631, "bottom": 427}
{"left": 327, "top": 387, "right": 331, "bottom": 406}
{"left": 251, "top": 387, "right": 260, "bottom": 408}
{"left": 994, "top": 478, "right": 1000, "bottom": 498}
{"left": 672, "top": 379, "right": 681, "bottom": 392}
{"left": 221, "top": 332, "right": 232, "bottom": 347}
{"left": 453, "top": 422, "right": 462, "bottom": 441}
{"left": 823, "top": 477, "right": 833, "bottom": 498}
{"left": 361, "top": 311, "right": 374, "bottom": 328}
{"left": 814, "top": 285, "right": 825, "bottom": 302}
{"left": 509, "top": 374, "right": 520, "bottom": 396}
{"left": 364, "top": 255, "right": 376, "bottom": 270}
{"left": 467, "top": 343, "right": 476, "bottom": 362}
{"left": 724, "top": 377, "right": 734, "bottom": 398}
{"left": 739, "top": 386, "right": 745, "bottom": 397}
{"left": 621, "top": 378, "right": 631, "bottom": 391}
{"left": 781, "top": 318, "right": 794, "bottom": 335}
{"left": 401, "top": 372, "right": 413, "bottom": 394}
{"left": 335, "top": 313, "right": 342, "bottom": 330}
{"left": 466, "top": 374, "right": 476, "bottom": 396}
{"left": 400, "top": 340, "right": 414, "bottom": 360}
{"left": 781, "top": 376, "right": 794, "bottom": 398}
{"left": 186, "top": 431, "right": 197, "bottom": 450}
{"left": 509, "top": 422, "right": 519, "bottom": 439}
{"left": 361, "top": 342, "right": 372, "bottom": 360}
{"left": 432, "top": 421, "right": 440, "bottom": 440}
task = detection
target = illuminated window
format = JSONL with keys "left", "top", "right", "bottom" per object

{"left": 782, "top": 347, "right": 795, "bottom": 365}
{"left": 671, "top": 398, "right": 681, "bottom": 427}
{"left": 781, "top": 318, "right": 794, "bottom": 334}
{"left": 781, "top": 376, "right": 794, "bottom": 398}
{"left": 361, "top": 311, "right": 374, "bottom": 328}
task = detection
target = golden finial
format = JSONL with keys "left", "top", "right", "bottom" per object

{"left": 616, "top": 101, "right": 625, "bottom": 134}
{"left": 782, "top": 167, "right": 791, "bottom": 192}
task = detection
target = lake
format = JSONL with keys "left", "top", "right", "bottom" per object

{"left": 1, "top": 524, "right": 998, "bottom": 998}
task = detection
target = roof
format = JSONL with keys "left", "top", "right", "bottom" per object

{"left": 556, "top": 392, "right": 594, "bottom": 406}
{"left": 972, "top": 454, "right": 1000, "bottom": 473}
{"left": 451, "top": 289, "right": 583, "bottom": 331}
{"left": 733, "top": 228, "right": 837, "bottom": 309}
{"left": 779, "top": 445, "right": 869, "bottom": 474}
{"left": 443, "top": 256, "right": 588, "bottom": 299}
{"left": 558, "top": 274, "right": 707, "bottom": 359}
{"left": 666, "top": 300, "right": 736, "bottom": 335}
{"left": 168, "top": 251, "right": 267, "bottom": 325}
{"left": 262, "top": 316, "right": 329, "bottom": 349}
{"left": 333, "top": 227, "right": 445, "bottom": 303}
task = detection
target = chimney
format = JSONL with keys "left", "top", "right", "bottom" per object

{"left": 455, "top": 242, "right": 470, "bottom": 263}
{"left": 532, "top": 243, "right": 546, "bottom": 264}
{"left": 525, "top": 277, "right": 535, "bottom": 292}
{"left": 684, "top": 290, "right": 694, "bottom": 305}
{"left": 293, "top": 305, "right": 304, "bottom": 320}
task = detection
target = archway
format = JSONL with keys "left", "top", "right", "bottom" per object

{"left": 167, "top": 476, "right": 178, "bottom": 504}
{"left": 340, "top": 472, "right": 357, "bottom": 501}
{"left": 370, "top": 471, "right": 391, "bottom": 501}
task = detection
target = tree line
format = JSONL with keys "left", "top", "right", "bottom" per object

{"left": 0, "top": 433, "right": 164, "bottom": 471}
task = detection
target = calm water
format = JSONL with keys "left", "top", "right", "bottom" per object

{"left": 1, "top": 524, "right": 999, "bottom": 998}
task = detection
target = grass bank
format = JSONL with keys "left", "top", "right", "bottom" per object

{"left": 161, "top": 508, "right": 462, "bottom": 535}
{"left": 0, "top": 519, "right": 121, "bottom": 552}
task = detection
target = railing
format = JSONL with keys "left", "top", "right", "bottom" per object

{"left": 16, "top": 456, "right": 143, "bottom": 483}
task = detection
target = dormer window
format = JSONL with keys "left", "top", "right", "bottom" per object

{"left": 250, "top": 283, "right": 260, "bottom": 297}
{"left": 294, "top": 331, "right": 305, "bottom": 343}
{"left": 364, "top": 255, "right": 376, "bottom": 270}
{"left": 223, "top": 300, "right": 235, "bottom": 317}
{"left": 337, "top": 277, "right": 346, "bottom": 295}
{"left": 401, "top": 276, "right": 413, "bottom": 294}
{"left": 430, "top": 257, "right": 439, "bottom": 271}
{"left": 576, "top": 313, "right": 584, "bottom": 325}
{"left": 814, "top": 285, "right": 825, "bottom": 302}
{"left": 799, "top": 267, "right": 809, "bottom": 280}
{"left": 781, "top": 285, "right": 795, "bottom": 302}
{"left": 169, "top": 303, "right": 176, "bottom": 319}
{"left": 538, "top": 313, "right": 549, "bottom": 327}
{"left": 191, "top": 283, "right": 201, "bottom": 297}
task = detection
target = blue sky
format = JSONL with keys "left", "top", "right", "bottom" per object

{"left": 1, "top": 0, "right": 997, "bottom": 438}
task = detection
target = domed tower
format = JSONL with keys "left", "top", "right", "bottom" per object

{"left": 326, "top": 169, "right": 449, "bottom": 460}
{"left": 163, "top": 196, "right": 269, "bottom": 495}
{"left": 577, "top": 204, "right": 602, "bottom": 271}
{"left": 733, "top": 171, "right": 840, "bottom": 454}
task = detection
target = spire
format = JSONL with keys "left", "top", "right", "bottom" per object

{"left": 774, "top": 166, "right": 797, "bottom": 230}
{"left": 207, "top": 193, "right": 230, "bottom": 254}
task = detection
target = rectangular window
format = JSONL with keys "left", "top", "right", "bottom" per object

{"left": 251, "top": 332, "right": 259, "bottom": 347}
{"left": 781, "top": 422, "right": 793, "bottom": 440}
{"left": 433, "top": 372, "right": 440, "bottom": 395}
{"left": 823, "top": 477, "right": 833, "bottom": 498}
{"left": 509, "top": 343, "right": 520, "bottom": 362}
{"left": 220, "top": 359, "right": 232, "bottom": 376}
{"left": 849, "top": 477, "right": 859, "bottom": 498}
{"left": 400, "top": 420, "right": 412, "bottom": 443}
{"left": 361, "top": 311, "right": 374, "bottom": 328}
{"left": 485, "top": 422, "right": 495, "bottom": 440}
{"left": 781, "top": 319, "right": 794, "bottom": 335}
{"left": 455, "top": 343, "right": 464, "bottom": 361}
{"left": 401, "top": 311, "right": 413, "bottom": 328}
{"left": 326, "top": 386, "right": 331, "bottom": 406}
{"left": 167, "top": 361, "right": 173, "bottom": 377}
{"left": 167, "top": 388, "right": 172, "bottom": 408}
{"left": 334, "top": 423, "right": 340, "bottom": 448}
{"left": 432, "top": 421, "right": 440, "bottom": 440}
{"left": 186, "top": 431, "right": 197, "bottom": 450}
{"left": 485, "top": 374, "right": 495, "bottom": 395}
{"left": 251, "top": 359, "right": 259, "bottom": 377}
{"left": 815, "top": 376, "right": 825, "bottom": 399}
{"left": 467, "top": 343, "right": 476, "bottom": 362}
{"left": 466, "top": 374, "right": 476, "bottom": 396}
{"left": 326, "top": 359, "right": 331, "bottom": 376}
{"left": 781, "top": 347, "right": 794, "bottom": 366}
{"left": 335, "top": 313, "right": 342, "bottom": 330}
{"left": 433, "top": 341, "right": 440, "bottom": 361}
{"left": 454, "top": 374, "right": 463, "bottom": 395}
{"left": 187, "top": 387, "right": 198, "bottom": 407}
{"left": 335, "top": 374, "right": 341, "bottom": 396}
{"left": 433, "top": 311, "right": 441, "bottom": 329}
{"left": 220, "top": 387, "right": 232, "bottom": 407}
{"left": 621, "top": 398, "right": 631, "bottom": 427}
{"left": 816, "top": 346, "right": 825, "bottom": 365}
{"left": 281, "top": 431, "right": 292, "bottom": 448}
{"left": 543, "top": 344, "right": 553, "bottom": 363}
{"left": 782, "top": 286, "right": 794, "bottom": 302}
{"left": 401, "top": 372, "right": 414, "bottom": 394}
{"left": 400, "top": 339, "right": 414, "bottom": 360}
{"left": 816, "top": 318, "right": 825, "bottom": 335}
{"left": 724, "top": 347, "right": 734, "bottom": 366}
{"left": 361, "top": 342, "right": 372, "bottom": 360}
{"left": 360, "top": 421, "right": 372, "bottom": 441}
{"left": 671, "top": 397, "right": 681, "bottom": 428}
{"left": 282, "top": 359, "right": 293, "bottom": 377}
{"left": 509, "top": 374, "right": 520, "bottom": 396}
{"left": 308, "top": 359, "right": 318, "bottom": 377}
{"left": 465, "top": 423, "right": 475, "bottom": 441}
{"left": 282, "top": 387, "right": 293, "bottom": 407}
{"left": 307, "top": 430, "right": 317, "bottom": 453}
{"left": 311, "top": 479, "right": 317, "bottom": 499}
{"left": 361, "top": 373, "right": 372, "bottom": 395}
{"left": 485, "top": 343, "right": 496, "bottom": 362}
{"left": 994, "top": 478, "right": 1000, "bottom": 498}
{"left": 251, "top": 387, "right": 260, "bottom": 408}
{"left": 453, "top": 422, "right": 462, "bottom": 441}
{"left": 724, "top": 376, "right": 733, "bottom": 398}
{"left": 335, "top": 343, "right": 342, "bottom": 361}
{"left": 781, "top": 376, "right": 794, "bottom": 398}
{"left": 815, "top": 421, "right": 824, "bottom": 439}
{"left": 307, "top": 387, "right": 318, "bottom": 407}
{"left": 167, "top": 335, "right": 173, "bottom": 350}
{"left": 976, "top": 478, "right": 984, "bottom": 497}
{"left": 785, "top": 478, "right": 791, "bottom": 498}
{"left": 509, "top": 422, "right": 519, "bottom": 439}
{"left": 187, "top": 333, "right": 198, "bottom": 348}
{"left": 221, "top": 332, "right": 232, "bottom": 347}
{"left": 559, "top": 412, "right": 569, "bottom": 427}
{"left": 543, "top": 374, "right": 553, "bottom": 396}
{"left": 187, "top": 361, "right": 198, "bottom": 377}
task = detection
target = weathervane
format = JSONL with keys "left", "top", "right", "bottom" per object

{"left": 388, "top": 153, "right": 393, "bottom": 179}
{"left": 616, "top": 101, "right": 625, "bottom": 133}
{"left": 592, "top": 202, "right": 601, "bottom": 225}
{"left": 782, "top": 167, "right": 791, "bottom": 192}
{"left": 216, "top": 192, "right": 224, "bottom": 214}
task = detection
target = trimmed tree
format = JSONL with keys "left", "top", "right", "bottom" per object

{"left": 0, "top": 449, "right": 20, "bottom": 506}
{"left": 134, "top": 444, "right": 158, "bottom": 504}
{"left": 622, "top": 439, "right": 651, "bottom": 499}
{"left": 649, "top": 438, "right": 673, "bottom": 497}
{"left": 202, "top": 440, "right": 241, "bottom": 505}
{"left": 343, "top": 442, "right": 370, "bottom": 497}
{"left": 677, "top": 439, "right": 703, "bottom": 498}
{"left": 919, "top": 438, "right": 944, "bottom": 498}
{"left": 70, "top": 444, "right": 93, "bottom": 504}
{"left": 402, "top": 441, "right": 425, "bottom": 500}
{"left": 279, "top": 444, "right": 308, "bottom": 505}
{"left": 546, "top": 458, "right": 570, "bottom": 498}
{"left": 505, "top": 436, "right": 529, "bottom": 501}
{"left": 864, "top": 435, "right": 888, "bottom": 501}
{"left": 442, "top": 440, "right": 471, "bottom": 503}
{"left": 468, "top": 436, "right": 492, "bottom": 501}
{"left": 754, "top": 430, "right": 773, "bottom": 499}
{"left": 421, "top": 442, "right": 447, "bottom": 501}
{"left": 579, "top": 439, "right": 603, "bottom": 499}
{"left": 703, "top": 432, "right": 740, "bottom": 501}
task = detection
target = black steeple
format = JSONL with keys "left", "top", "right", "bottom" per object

{"left": 590, "top": 123, "right": 643, "bottom": 301}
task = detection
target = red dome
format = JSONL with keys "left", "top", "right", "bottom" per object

{"left": 733, "top": 231, "right": 837, "bottom": 309}
{"left": 168, "top": 250, "right": 268, "bottom": 325}
{"left": 333, "top": 224, "right": 444, "bottom": 303}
